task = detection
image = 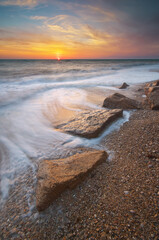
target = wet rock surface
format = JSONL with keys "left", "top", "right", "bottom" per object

{"left": 55, "top": 109, "right": 123, "bottom": 138}
{"left": 103, "top": 93, "right": 142, "bottom": 109}
{"left": 36, "top": 150, "right": 107, "bottom": 211}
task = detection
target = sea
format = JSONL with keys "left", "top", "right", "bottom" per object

{"left": 0, "top": 59, "right": 159, "bottom": 212}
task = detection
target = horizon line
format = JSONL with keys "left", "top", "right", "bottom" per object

{"left": 0, "top": 58, "right": 159, "bottom": 60}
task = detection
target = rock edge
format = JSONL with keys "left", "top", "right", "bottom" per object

{"left": 55, "top": 109, "right": 123, "bottom": 139}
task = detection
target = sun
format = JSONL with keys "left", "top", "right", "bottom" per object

{"left": 56, "top": 51, "right": 62, "bottom": 61}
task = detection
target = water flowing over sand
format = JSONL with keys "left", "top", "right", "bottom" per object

{"left": 0, "top": 59, "right": 159, "bottom": 211}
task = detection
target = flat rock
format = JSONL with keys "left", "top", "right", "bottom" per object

{"left": 119, "top": 82, "right": 129, "bottom": 89}
{"left": 55, "top": 109, "right": 123, "bottom": 138}
{"left": 103, "top": 93, "right": 142, "bottom": 109}
{"left": 36, "top": 150, "right": 108, "bottom": 211}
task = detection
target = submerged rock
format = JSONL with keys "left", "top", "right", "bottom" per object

{"left": 119, "top": 82, "right": 129, "bottom": 89}
{"left": 36, "top": 150, "right": 108, "bottom": 211}
{"left": 103, "top": 93, "right": 142, "bottom": 109}
{"left": 55, "top": 109, "right": 123, "bottom": 138}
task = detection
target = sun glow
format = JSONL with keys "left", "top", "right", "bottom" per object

{"left": 56, "top": 51, "right": 62, "bottom": 60}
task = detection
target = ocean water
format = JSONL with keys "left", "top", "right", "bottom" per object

{"left": 0, "top": 59, "right": 159, "bottom": 209}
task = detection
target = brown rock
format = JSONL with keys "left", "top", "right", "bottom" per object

{"left": 55, "top": 109, "right": 123, "bottom": 138}
{"left": 144, "top": 81, "right": 159, "bottom": 110}
{"left": 144, "top": 80, "right": 159, "bottom": 95}
{"left": 103, "top": 93, "right": 142, "bottom": 109}
{"left": 119, "top": 82, "right": 129, "bottom": 89}
{"left": 152, "top": 80, "right": 159, "bottom": 87}
{"left": 146, "top": 87, "right": 159, "bottom": 110}
{"left": 148, "top": 86, "right": 159, "bottom": 94}
{"left": 36, "top": 150, "right": 108, "bottom": 211}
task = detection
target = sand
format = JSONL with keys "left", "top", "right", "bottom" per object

{"left": 0, "top": 82, "right": 159, "bottom": 239}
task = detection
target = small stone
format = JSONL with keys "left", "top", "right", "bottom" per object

{"left": 130, "top": 210, "right": 135, "bottom": 214}
{"left": 124, "top": 191, "right": 129, "bottom": 195}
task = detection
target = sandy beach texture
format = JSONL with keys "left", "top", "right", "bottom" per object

{"left": 0, "top": 81, "right": 159, "bottom": 240}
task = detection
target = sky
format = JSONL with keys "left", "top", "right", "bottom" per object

{"left": 0, "top": 0, "right": 159, "bottom": 59}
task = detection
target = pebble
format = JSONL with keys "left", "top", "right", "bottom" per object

{"left": 124, "top": 191, "right": 129, "bottom": 195}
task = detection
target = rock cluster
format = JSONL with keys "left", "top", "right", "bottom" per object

{"left": 36, "top": 81, "right": 157, "bottom": 211}
{"left": 36, "top": 150, "right": 107, "bottom": 211}
{"left": 103, "top": 93, "right": 142, "bottom": 109}
{"left": 144, "top": 80, "right": 159, "bottom": 110}
{"left": 55, "top": 109, "right": 123, "bottom": 138}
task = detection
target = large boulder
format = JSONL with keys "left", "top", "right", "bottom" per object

{"left": 36, "top": 150, "right": 107, "bottom": 211}
{"left": 103, "top": 93, "right": 142, "bottom": 109}
{"left": 55, "top": 109, "right": 123, "bottom": 138}
{"left": 119, "top": 82, "right": 129, "bottom": 89}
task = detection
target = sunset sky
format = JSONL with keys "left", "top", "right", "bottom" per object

{"left": 0, "top": 0, "right": 159, "bottom": 59}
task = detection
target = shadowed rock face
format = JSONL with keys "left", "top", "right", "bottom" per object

{"left": 103, "top": 93, "right": 142, "bottom": 110}
{"left": 119, "top": 82, "right": 129, "bottom": 89}
{"left": 54, "top": 109, "right": 123, "bottom": 138}
{"left": 36, "top": 150, "right": 108, "bottom": 211}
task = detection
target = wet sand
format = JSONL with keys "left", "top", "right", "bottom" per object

{"left": 0, "top": 82, "right": 159, "bottom": 239}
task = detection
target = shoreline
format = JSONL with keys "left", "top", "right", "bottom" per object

{"left": 0, "top": 80, "right": 159, "bottom": 239}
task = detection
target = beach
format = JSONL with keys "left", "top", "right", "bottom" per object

{"left": 0, "top": 60, "right": 159, "bottom": 239}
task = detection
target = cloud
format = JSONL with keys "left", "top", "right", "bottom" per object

{"left": 30, "top": 16, "right": 47, "bottom": 20}
{"left": 1, "top": 0, "right": 159, "bottom": 58}
{"left": 0, "top": 0, "right": 39, "bottom": 7}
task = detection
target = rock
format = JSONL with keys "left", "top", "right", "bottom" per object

{"left": 119, "top": 82, "right": 129, "bottom": 89}
{"left": 103, "top": 93, "right": 142, "bottom": 109}
{"left": 55, "top": 109, "right": 123, "bottom": 138}
{"left": 36, "top": 150, "right": 108, "bottom": 211}
{"left": 144, "top": 84, "right": 159, "bottom": 110}
{"left": 148, "top": 86, "right": 159, "bottom": 94}
{"left": 152, "top": 80, "right": 159, "bottom": 87}
{"left": 147, "top": 89, "right": 159, "bottom": 110}
{"left": 144, "top": 80, "right": 159, "bottom": 94}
